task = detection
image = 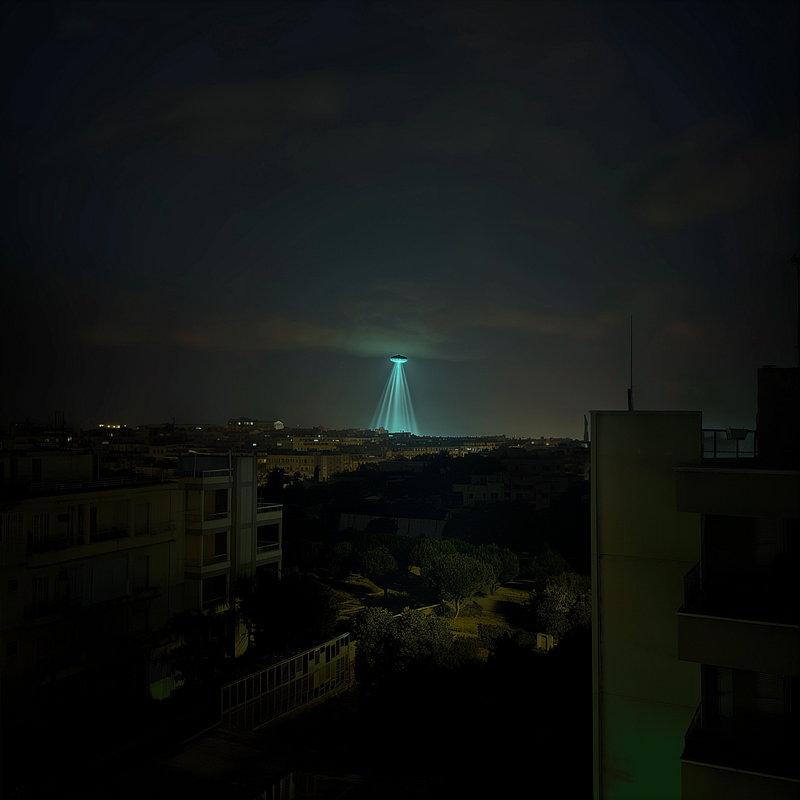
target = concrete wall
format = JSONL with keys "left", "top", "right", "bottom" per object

{"left": 592, "top": 411, "right": 703, "bottom": 800}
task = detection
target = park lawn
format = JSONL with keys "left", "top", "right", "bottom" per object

{"left": 447, "top": 582, "right": 532, "bottom": 638}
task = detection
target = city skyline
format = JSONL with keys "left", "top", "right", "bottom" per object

{"left": 2, "top": 1, "right": 798, "bottom": 437}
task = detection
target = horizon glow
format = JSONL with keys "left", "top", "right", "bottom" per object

{"left": 371, "top": 356, "right": 418, "bottom": 434}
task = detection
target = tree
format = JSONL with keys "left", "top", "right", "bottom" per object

{"left": 411, "top": 538, "right": 459, "bottom": 576}
{"left": 429, "top": 553, "right": 496, "bottom": 617}
{"left": 473, "top": 543, "right": 520, "bottom": 592}
{"left": 164, "top": 609, "right": 227, "bottom": 687}
{"left": 236, "top": 570, "right": 340, "bottom": 653}
{"left": 352, "top": 607, "right": 461, "bottom": 688}
{"left": 361, "top": 545, "right": 398, "bottom": 584}
{"left": 329, "top": 541, "right": 354, "bottom": 581}
{"left": 535, "top": 572, "right": 591, "bottom": 642}
{"left": 528, "top": 546, "right": 570, "bottom": 589}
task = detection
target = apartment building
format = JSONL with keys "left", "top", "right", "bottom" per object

{"left": 591, "top": 367, "right": 799, "bottom": 800}
{"left": 0, "top": 451, "right": 283, "bottom": 716}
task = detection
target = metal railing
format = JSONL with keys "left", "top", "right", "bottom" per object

{"left": 256, "top": 503, "right": 282, "bottom": 514}
{"left": 702, "top": 429, "right": 756, "bottom": 459}
{"left": 134, "top": 520, "right": 177, "bottom": 536}
{"left": 181, "top": 469, "right": 231, "bottom": 479}
{"left": 186, "top": 553, "right": 230, "bottom": 568}
{"left": 30, "top": 472, "right": 177, "bottom": 492}
{"left": 185, "top": 511, "right": 230, "bottom": 524}
{"left": 256, "top": 541, "right": 280, "bottom": 554}
{"left": 27, "top": 535, "right": 73, "bottom": 553}
{"left": 220, "top": 633, "right": 352, "bottom": 730}
{"left": 682, "top": 561, "right": 798, "bottom": 624}
{"left": 89, "top": 526, "right": 130, "bottom": 544}
{"left": 682, "top": 701, "right": 800, "bottom": 779}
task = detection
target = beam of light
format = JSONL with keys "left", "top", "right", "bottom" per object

{"left": 371, "top": 357, "right": 418, "bottom": 434}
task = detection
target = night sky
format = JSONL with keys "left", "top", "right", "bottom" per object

{"left": 2, "top": 0, "right": 798, "bottom": 437}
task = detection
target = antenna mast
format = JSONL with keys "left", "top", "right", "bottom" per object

{"left": 791, "top": 254, "right": 799, "bottom": 367}
{"left": 627, "top": 316, "right": 634, "bottom": 411}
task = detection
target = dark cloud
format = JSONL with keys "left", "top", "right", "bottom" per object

{"left": 2, "top": 0, "right": 797, "bottom": 433}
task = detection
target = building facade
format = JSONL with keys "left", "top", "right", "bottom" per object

{"left": 591, "top": 367, "right": 799, "bottom": 800}
{"left": 1, "top": 451, "right": 283, "bottom": 716}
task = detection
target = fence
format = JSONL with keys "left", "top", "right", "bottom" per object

{"left": 702, "top": 429, "right": 756, "bottom": 459}
{"left": 220, "top": 633, "right": 352, "bottom": 730}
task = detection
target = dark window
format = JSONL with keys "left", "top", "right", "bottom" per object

{"left": 214, "top": 531, "right": 227, "bottom": 558}
{"left": 8, "top": 579, "right": 18, "bottom": 591}
{"left": 202, "top": 575, "right": 227, "bottom": 607}
{"left": 215, "top": 489, "right": 228, "bottom": 514}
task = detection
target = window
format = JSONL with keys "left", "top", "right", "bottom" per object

{"left": 214, "top": 531, "right": 227, "bottom": 559}
{"left": 132, "top": 556, "right": 150, "bottom": 592}
{"left": 202, "top": 575, "right": 227, "bottom": 608}
{"left": 32, "top": 575, "right": 49, "bottom": 609}
{"left": 32, "top": 636, "right": 49, "bottom": 663}
{"left": 32, "top": 514, "right": 49, "bottom": 542}
{"left": 1, "top": 513, "right": 23, "bottom": 542}
{"left": 134, "top": 503, "right": 150, "bottom": 535}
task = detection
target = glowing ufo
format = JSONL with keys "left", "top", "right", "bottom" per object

{"left": 390, "top": 354, "right": 408, "bottom": 363}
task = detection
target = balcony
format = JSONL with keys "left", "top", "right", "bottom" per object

{"left": 89, "top": 526, "right": 130, "bottom": 544}
{"left": 134, "top": 520, "right": 177, "bottom": 537}
{"left": 256, "top": 540, "right": 281, "bottom": 562}
{"left": 24, "top": 597, "right": 71, "bottom": 619}
{"left": 185, "top": 511, "right": 230, "bottom": 531}
{"left": 678, "top": 563, "right": 800, "bottom": 675}
{"left": 256, "top": 502, "right": 282, "bottom": 517}
{"left": 681, "top": 703, "right": 800, "bottom": 781}
{"left": 27, "top": 535, "right": 74, "bottom": 553}
{"left": 702, "top": 428, "right": 757, "bottom": 460}
{"left": 181, "top": 469, "right": 231, "bottom": 485}
{"left": 185, "top": 553, "right": 231, "bottom": 569}
{"left": 674, "top": 466, "right": 800, "bottom": 518}
{"left": 29, "top": 473, "right": 176, "bottom": 494}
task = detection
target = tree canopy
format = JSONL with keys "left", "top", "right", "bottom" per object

{"left": 429, "top": 553, "right": 496, "bottom": 617}
{"left": 352, "top": 607, "right": 475, "bottom": 688}
{"left": 236, "top": 569, "right": 340, "bottom": 653}
{"left": 535, "top": 571, "right": 592, "bottom": 642}
{"left": 164, "top": 608, "right": 227, "bottom": 687}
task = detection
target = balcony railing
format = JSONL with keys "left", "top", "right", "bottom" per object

{"left": 181, "top": 469, "right": 231, "bottom": 479}
{"left": 185, "top": 511, "right": 230, "bottom": 525}
{"left": 89, "top": 526, "right": 130, "bottom": 544}
{"left": 30, "top": 473, "right": 176, "bottom": 493}
{"left": 682, "top": 561, "right": 799, "bottom": 624}
{"left": 256, "top": 503, "right": 282, "bottom": 514}
{"left": 134, "top": 520, "right": 177, "bottom": 536}
{"left": 24, "top": 597, "right": 71, "bottom": 619}
{"left": 682, "top": 702, "right": 800, "bottom": 779}
{"left": 257, "top": 541, "right": 280, "bottom": 554}
{"left": 702, "top": 429, "right": 757, "bottom": 459}
{"left": 186, "top": 553, "right": 230, "bottom": 568}
{"left": 27, "top": 535, "right": 73, "bottom": 553}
